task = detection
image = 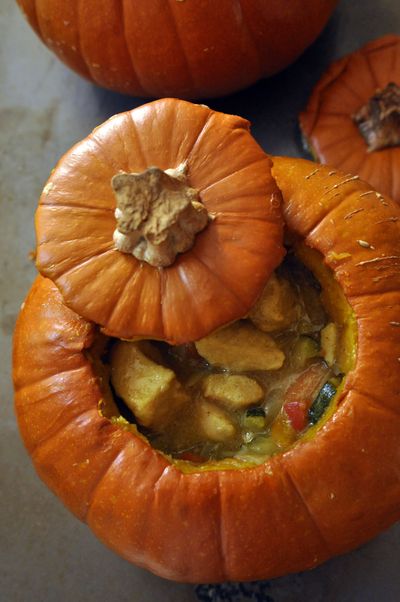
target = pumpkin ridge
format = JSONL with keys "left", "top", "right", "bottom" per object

{"left": 38, "top": 243, "right": 115, "bottom": 273}
{"left": 40, "top": 201, "right": 114, "bottom": 213}
{"left": 236, "top": 0, "right": 263, "bottom": 75}
{"left": 105, "top": 263, "right": 146, "bottom": 327}
{"left": 349, "top": 381, "right": 400, "bottom": 416}
{"left": 89, "top": 122, "right": 136, "bottom": 174}
{"left": 15, "top": 365, "right": 90, "bottom": 395}
{"left": 199, "top": 156, "right": 268, "bottom": 196}
{"left": 188, "top": 250, "right": 248, "bottom": 310}
{"left": 165, "top": 0, "right": 198, "bottom": 94}
{"left": 117, "top": 112, "right": 149, "bottom": 171}
{"left": 126, "top": 112, "right": 152, "bottom": 169}
{"left": 30, "top": 0, "right": 41, "bottom": 38}
{"left": 215, "top": 472, "right": 229, "bottom": 581}
{"left": 338, "top": 153, "right": 366, "bottom": 180}
{"left": 84, "top": 444, "right": 133, "bottom": 521}
{"left": 280, "top": 459, "right": 333, "bottom": 557}
{"left": 161, "top": 256, "right": 245, "bottom": 343}
{"left": 16, "top": 380, "right": 97, "bottom": 455}
{"left": 51, "top": 247, "right": 116, "bottom": 281}
{"left": 362, "top": 46, "right": 381, "bottom": 91}
{"left": 41, "top": 235, "right": 113, "bottom": 248}
{"left": 120, "top": 0, "right": 149, "bottom": 94}
{"left": 332, "top": 72, "right": 367, "bottom": 106}
{"left": 304, "top": 61, "right": 350, "bottom": 132}
{"left": 76, "top": 0, "right": 98, "bottom": 82}
{"left": 183, "top": 111, "right": 215, "bottom": 169}
{"left": 31, "top": 407, "right": 100, "bottom": 458}
{"left": 53, "top": 0, "right": 90, "bottom": 79}
{"left": 313, "top": 134, "right": 359, "bottom": 155}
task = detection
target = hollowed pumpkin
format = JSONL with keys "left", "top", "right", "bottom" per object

{"left": 13, "top": 101, "right": 400, "bottom": 582}
{"left": 16, "top": 0, "right": 338, "bottom": 99}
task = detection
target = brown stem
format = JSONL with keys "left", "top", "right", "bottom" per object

{"left": 353, "top": 82, "right": 400, "bottom": 152}
{"left": 112, "top": 163, "right": 209, "bottom": 267}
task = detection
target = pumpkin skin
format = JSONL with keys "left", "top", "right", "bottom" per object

{"left": 16, "top": 0, "right": 338, "bottom": 99}
{"left": 300, "top": 35, "right": 400, "bottom": 203}
{"left": 35, "top": 98, "right": 284, "bottom": 344}
{"left": 13, "top": 157, "right": 400, "bottom": 582}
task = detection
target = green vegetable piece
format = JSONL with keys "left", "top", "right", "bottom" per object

{"left": 292, "top": 335, "right": 319, "bottom": 368}
{"left": 246, "top": 407, "right": 266, "bottom": 417}
{"left": 243, "top": 407, "right": 266, "bottom": 430}
{"left": 308, "top": 382, "right": 337, "bottom": 425}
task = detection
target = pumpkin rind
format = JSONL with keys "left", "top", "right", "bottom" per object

{"left": 14, "top": 157, "right": 400, "bottom": 582}
{"left": 300, "top": 35, "right": 400, "bottom": 203}
{"left": 35, "top": 98, "right": 284, "bottom": 344}
{"left": 16, "top": 0, "right": 338, "bottom": 99}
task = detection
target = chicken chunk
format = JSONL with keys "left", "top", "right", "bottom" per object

{"left": 202, "top": 374, "right": 263, "bottom": 410}
{"left": 111, "top": 341, "right": 189, "bottom": 431}
{"left": 249, "top": 273, "right": 299, "bottom": 332}
{"left": 195, "top": 322, "right": 285, "bottom": 371}
{"left": 196, "top": 400, "right": 237, "bottom": 442}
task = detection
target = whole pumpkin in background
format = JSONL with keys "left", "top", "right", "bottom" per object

{"left": 300, "top": 35, "right": 400, "bottom": 203}
{"left": 16, "top": 0, "right": 338, "bottom": 98}
{"left": 13, "top": 99, "right": 400, "bottom": 583}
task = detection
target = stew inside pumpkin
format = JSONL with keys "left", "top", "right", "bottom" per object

{"left": 94, "top": 248, "right": 354, "bottom": 467}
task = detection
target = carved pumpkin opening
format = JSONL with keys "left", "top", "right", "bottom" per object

{"left": 92, "top": 245, "right": 356, "bottom": 471}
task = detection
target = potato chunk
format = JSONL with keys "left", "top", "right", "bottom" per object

{"left": 202, "top": 374, "right": 263, "bottom": 410}
{"left": 195, "top": 322, "right": 284, "bottom": 371}
{"left": 196, "top": 401, "right": 237, "bottom": 442}
{"left": 249, "top": 273, "right": 298, "bottom": 332}
{"left": 111, "top": 341, "right": 189, "bottom": 431}
{"left": 320, "top": 322, "right": 338, "bottom": 367}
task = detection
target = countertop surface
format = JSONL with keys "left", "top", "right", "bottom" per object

{"left": 1, "top": 1, "right": 400, "bottom": 600}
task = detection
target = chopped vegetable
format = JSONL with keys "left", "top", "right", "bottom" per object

{"left": 292, "top": 336, "right": 320, "bottom": 369}
{"left": 281, "top": 361, "right": 330, "bottom": 431}
{"left": 243, "top": 407, "right": 266, "bottom": 431}
{"left": 308, "top": 382, "right": 337, "bottom": 424}
{"left": 284, "top": 401, "right": 307, "bottom": 432}
{"left": 321, "top": 323, "right": 338, "bottom": 367}
{"left": 270, "top": 414, "right": 297, "bottom": 447}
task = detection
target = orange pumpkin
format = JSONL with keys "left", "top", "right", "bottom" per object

{"left": 35, "top": 98, "right": 284, "bottom": 344}
{"left": 16, "top": 0, "right": 338, "bottom": 99}
{"left": 13, "top": 99, "right": 400, "bottom": 582}
{"left": 300, "top": 35, "right": 400, "bottom": 203}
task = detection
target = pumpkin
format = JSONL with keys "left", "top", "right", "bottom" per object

{"left": 16, "top": 0, "right": 338, "bottom": 99}
{"left": 299, "top": 35, "right": 400, "bottom": 203}
{"left": 35, "top": 98, "right": 284, "bottom": 344}
{"left": 13, "top": 96, "right": 400, "bottom": 581}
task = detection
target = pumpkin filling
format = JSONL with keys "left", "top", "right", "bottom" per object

{"left": 94, "top": 249, "right": 354, "bottom": 468}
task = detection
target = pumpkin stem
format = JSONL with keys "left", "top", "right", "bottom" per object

{"left": 353, "top": 82, "right": 400, "bottom": 152}
{"left": 112, "top": 163, "right": 209, "bottom": 267}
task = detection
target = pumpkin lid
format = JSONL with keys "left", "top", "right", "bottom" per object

{"left": 35, "top": 99, "right": 284, "bottom": 344}
{"left": 299, "top": 34, "right": 400, "bottom": 203}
